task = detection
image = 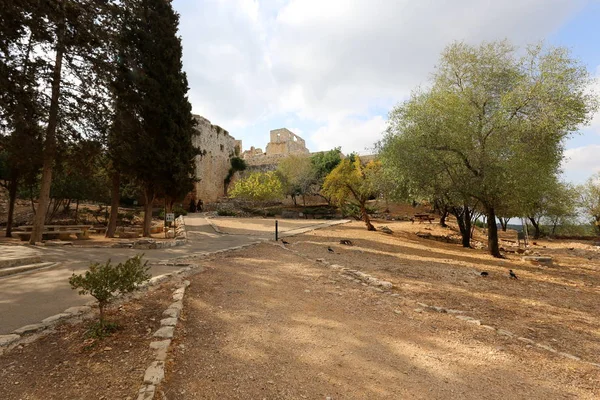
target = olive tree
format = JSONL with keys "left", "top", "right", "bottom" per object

{"left": 382, "top": 40, "right": 597, "bottom": 257}
{"left": 322, "top": 156, "right": 381, "bottom": 231}
{"left": 579, "top": 173, "right": 600, "bottom": 234}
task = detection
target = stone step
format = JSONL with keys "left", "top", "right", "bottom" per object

{"left": 0, "top": 262, "right": 58, "bottom": 278}
{"left": 0, "top": 255, "right": 43, "bottom": 270}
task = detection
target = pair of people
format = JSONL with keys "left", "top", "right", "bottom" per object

{"left": 189, "top": 199, "right": 203, "bottom": 213}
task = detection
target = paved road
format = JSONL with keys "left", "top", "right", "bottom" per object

{"left": 0, "top": 216, "right": 261, "bottom": 334}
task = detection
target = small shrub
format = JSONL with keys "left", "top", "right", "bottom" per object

{"left": 217, "top": 209, "right": 238, "bottom": 216}
{"left": 69, "top": 255, "right": 151, "bottom": 330}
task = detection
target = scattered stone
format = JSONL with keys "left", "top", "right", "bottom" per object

{"left": 466, "top": 319, "right": 481, "bottom": 325}
{"left": 172, "top": 292, "right": 184, "bottom": 301}
{"left": 446, "top": 309, "right": 464, "bottom": 314}
{"left": 143, "top": 362, "right": 165, "bottom": 385}
{"left": 160, "top": 318, "right": 177, "bottom": 327}
{"left": 380, "top": 226, "right": 393, "bottom": 234}
{"left": 149, "top": 340, "right": 171, "bottom": 350}
{"left": 44, "top": 241, "right": 73, "bottom": 246}
{"left": 41, "top": 313, "right": 71, "bottom": 324}
{"left": 169, "top": 301, "right": 183, "bottom": 311}
{"left": 393, "top": 309, "right": 402, "bottom": 315}
{"left": 414, "top": 308, "right": 423, "bottom": 313}
{"left": 536, "top": 343, "right": 557, "bottom": 353}
{"left": 153, "top": 326, "right": 174, "bottom": 339}
{"left": 480, "top": 325, "right": 496, "bottom": 331}
{"left": 182, "top": 280, "right": 191, "bottom": 287}
{"left": 13, "top": 323, "right": 46, "bottom": 335}
{"left": 431, "top": 306, "right": 447, "bottom": 313}
{"left": 497, "top": 329, "right": 515, "bottom": 338}
{"left": 0, "top": 334, "right": 20, "bottom": 347}
{"left": 517, "top": 337, "right": 535, "bottom": 345}
{"left": 316, "top": 258, "right": 325, "bottom": 263}
{"left": 456, "top": 315, "right": 476, "bottom": 322}
{"left": 64, "top": 306, "right": 91, "bottom": 315}
{"left": 417, "top": 302, "right": 429, "bottom": 308}
{"left": 559, "top": 352, "right": 581, "bottom": 361}
{"left": 378, "top": 281, "right": 393, "bottom": 289}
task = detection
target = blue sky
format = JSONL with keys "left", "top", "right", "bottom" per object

{"left": 173, "top": 0, "right": 600, "bottom": 184}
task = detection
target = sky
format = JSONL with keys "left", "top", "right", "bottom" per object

{"left": 172, "top": 0, "right": 600, "bottom": 184}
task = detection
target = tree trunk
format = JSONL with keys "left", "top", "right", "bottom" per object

{"left": 439, "top": 210, "right": 448, "bottom": 228}
{"left": 29, "top": 22, "right": 64, "bottom": 244}
{"left": 360, "top": 201, "right": 376, "bottom": 231}
{"left": 499, "top": 217, "right": 509, "bottom": 232}
{"left": 142, "top": 187, "right": 155, "bottom": 237}
{"left": 6, "top": 177, "right": 18, "bottom": 237}
{"left": 528, "top": 217, "right": 541, "bottom": 239}
{"left": 106, "top": 171, "right": 120, "bottom": 238}
{"left": 451, "top": 204, "right": 471, "bottom": 248}
{"left": 74, "top": 199, "right": 79, "bottom": 223}
{"left": 486, "top": 206, "right": 501, "bottom": 258}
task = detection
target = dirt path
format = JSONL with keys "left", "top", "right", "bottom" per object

{"left": 162, "top": 243, "right": 599, "bottom": 399}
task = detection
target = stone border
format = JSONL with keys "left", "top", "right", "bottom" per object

{"left": 0, "top": 235, "right": 262, "bottom": 354}
{"left": 275, "top": 242, "right": 600, "bottom": 370}
{"left": 136, "top": 280, "right": 190, "bottom": 400}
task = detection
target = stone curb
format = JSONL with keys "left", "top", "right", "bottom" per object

{"left": 275, "top": 242, "right": 599, "bottom": 370}
{"left": 205, "top": 217, "right": 224, "bottom": 234}
{"left": 137, "top": 280, "right": 191, "bottom": 399}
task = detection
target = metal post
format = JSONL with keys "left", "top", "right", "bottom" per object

{"left": 275, "top": 220, "right": 278, "bottom": 241}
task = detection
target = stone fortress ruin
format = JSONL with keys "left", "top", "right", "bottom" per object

{"left": 192, "top": 116, "right": 312, "bottom": 203}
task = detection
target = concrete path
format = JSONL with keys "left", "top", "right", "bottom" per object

{"left": 0, "top": 216, "right": 260, "bottom": 334}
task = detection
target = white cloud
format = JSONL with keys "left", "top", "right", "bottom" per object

{"left": 174, "top": 0, "right": 589, "bottom": 154}
{"left": 588, "top": 66, "right": 600, "bottom": 135}
{"left": 563, "top": 145, "right": 600, "bottom": 173}
{"left": 309, "top": 116, "right": 387, "bottom": 154}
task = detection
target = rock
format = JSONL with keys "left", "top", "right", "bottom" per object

{"left": 480, "top": 325, "right": 496, "bottom": 331}
{"left": 378, "top": 281, "right": 393, "bottom": 289}
{"left": 41, "top": 313, "right": 71, "bottom": 324}
{"left": 522, "top": 256, "right": 553, "bottom": 266}
{"left": 380, "top": 226, "right": 393, "bottom": 234}
{"left": 64, "top": 306, "right": 91, "bottom": 315}
{"left": 536, "top": 343, "right": 557, "bottom": 353}
{"left": 44, "top": 241, "right": 73, "bottom": 246}
{"left": 169, "top": 301, "right": 183, "bottom": 311}
{"left": 466, "top": 319, "right": 481, "bottom": 325}
{"left": 413, "top": 308, "right": 423, "bottom": 313}
{"left": 497, "top": 329, "right": 515, "bottom": 338}
{"left": 316, "top": 258, "right": 325, "bottom": 263}
{"left": 182, "top": 280, "right": 191, "bottom": 287}
{"left": 417, "top": 302, "right": 429, "bottom": 308}
{"left": 143, "top": 362, "right": 165, "bottom": 385}
{"left": 517, "top": 337, "right": 535, "bottom": 345}
{"left": 558, "top": 352, "right": 581, "bottom": 361}
{"left": 0, "top": 334, "right": 20, "bottom": 347}
{"left": 172, "top": 292, "right": 184, "bottom": 301}
{"left": 456, "top": 315, "right": 476, "bottom": 322}
{"left": 160, "top": 318, "right": 177, "bottom": 327}
{"left": 149, "top": 340, "right": 171, "bottom": 350}
{"left": 153, "top": 327, "right": 174, "bottom": 339}
{"left": 13, "top": 323, "right": 46, "bottom": 335}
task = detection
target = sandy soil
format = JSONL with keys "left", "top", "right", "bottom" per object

{"left": 209, "top": 217, "right": 337, "bottom": 237}
{"left": 0, "top": 283, "right": 176, "bottom": 400}
{"left": 162, "top": 237, "right": 599, "bottom": 399}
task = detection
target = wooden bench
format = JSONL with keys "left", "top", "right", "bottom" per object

{"left": 411, "top": 214, "right": 435, "bottom": 224}
{"left": 13, "top": 225, "right": 92, "bottom": 241}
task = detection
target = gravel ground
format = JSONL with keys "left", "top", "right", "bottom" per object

{"left": 0, "top": 283, "right": 176, "bottom": 400}
{"left": 162, "top": 238, "right": 599, "bottom": 399}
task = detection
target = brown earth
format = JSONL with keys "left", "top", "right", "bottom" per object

{"left": 0, "top": 282, "right": 176, "bottom": 400}
{"left": 162, "top": 223, "right": 600, "bottom": 399}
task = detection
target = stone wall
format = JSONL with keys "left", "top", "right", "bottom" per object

{"left": 192, "top": 115, "right": 240, "bottom": 203}
{"left": 266, "top": 128, "right": 309, "bottom": 156}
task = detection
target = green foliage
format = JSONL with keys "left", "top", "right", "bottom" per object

{"left": 322, "top": 157, "right": 382, "bottom": 230}
{"left": 310, "top": 148, "right": 343, "bottom": 182}
{"left": 69, "top": 255, "right": 150, "bottom": 325}
{"left": 380, "top": 40, "right": 597, "bottom": 255}
{"left": 277, "top": 155, "right": 317, "bottom": 205}
{"left": 229, "top": 171, "right": 284, "bottom": 203}
{"left": 579, "top": 173, "right": 600, "bottom": 234}
{"left": 224, "top": 157, "right": 247, "bottom": 195}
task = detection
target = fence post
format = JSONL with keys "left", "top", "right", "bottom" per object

{"left": 275, "top": 220, "right": 278, "bottom": 241}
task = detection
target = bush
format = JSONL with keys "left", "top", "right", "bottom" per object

{"left": 217, "top": 209, "right": 238, "bottom": 216}
{"left": 69, "top": 255, "right": 150, "bottom": 331}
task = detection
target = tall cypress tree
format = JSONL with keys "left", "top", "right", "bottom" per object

{"left": 121, "top": 0, "right": 198, "bottom": 236}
